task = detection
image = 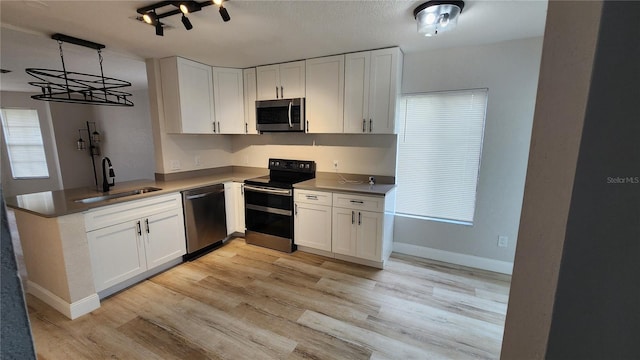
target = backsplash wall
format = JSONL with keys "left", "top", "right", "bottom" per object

{"left": 231, "top": 133, "right": 397, "bottom": 177}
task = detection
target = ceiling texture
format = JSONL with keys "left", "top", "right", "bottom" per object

{"left": 0, "top": 0, "right": 548, "bottom": 92}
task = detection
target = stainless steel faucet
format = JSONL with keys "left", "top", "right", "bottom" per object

{"left": 102, "top": 157, "right": 115, "bottom": 192}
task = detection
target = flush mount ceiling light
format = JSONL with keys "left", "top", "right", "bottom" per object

{"left": 414, "top": 0, "right": 464, "bottom": 37}
{"left": 136, "top": 0, "right": 230, "bottom": 36}
{"left": 25, "top": 33, "right": 133, "bottom": 106}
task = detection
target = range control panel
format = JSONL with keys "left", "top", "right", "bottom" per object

{"left": 268, "top": 158, "right": 316, "bottom": 173}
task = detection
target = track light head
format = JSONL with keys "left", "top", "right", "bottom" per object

{"left": 219, "top": 5, "right": 230, "bottom": 22}
{"left": 181, "top": 14, "right": 193, "bottom": 30}
{"left": 155, "top": 21, "right": 164, "bottom": 36}
{"left": 142, "top": 11, "right": 157, "bottom": 24}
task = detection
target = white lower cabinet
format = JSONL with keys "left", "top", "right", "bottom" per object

{"left": 332, "top": 205, "right": 382, "bottom": 262}
{"left": 294, "top": 189, "right": 333, "bottom": 252}
{"left": 295, "top": 188, "right": 395, "bottom": 267}
{"left": 85, "top": 193, "right": 186, "bottom": 292}
{"left": 225, "top": 182, "right": 245, "bottom": 234}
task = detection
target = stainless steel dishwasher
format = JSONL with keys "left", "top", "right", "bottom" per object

{"left": 182, "top": 184, "right": 227, "bottom": 259}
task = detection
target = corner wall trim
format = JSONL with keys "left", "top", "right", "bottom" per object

{"left": 27, "top": 281, "right": 100, "bottom": 320}
{"left": 392, "top": 242, "right": 514, "bottom": 275}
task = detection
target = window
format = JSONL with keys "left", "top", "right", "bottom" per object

{"left": 0, "top": 108, "right": 50, "bottom": 179}
{"left": 396, "top": 89, "right": 487, "bottom": 224}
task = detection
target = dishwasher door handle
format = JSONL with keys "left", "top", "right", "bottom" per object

{"left": 185, "top": 190, "right": 223, "bottom": 200}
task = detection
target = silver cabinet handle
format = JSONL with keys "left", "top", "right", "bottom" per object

{"left": 213, "top": 122, "right": 216, "bottom": 133}
{"left": 306, "top": 195, "right": 318, "bottom": 200}
{"left": 369, "top": 119, "right": 372, "bottom": 132}
{"left": 351, "top": 210, "right": 355, "bottom": 224}
{"left": 295, "top": 203, "right": 298, "bottom": 215}
{"left": 145, "top": 218, "right": 149, "bottom": 234}
{"left": 136, "top": 220, "right": 142, "bottom": 236}
{"left": 281, "top": 86, "right": 284, "bottom": 98}
{"left": 350, "top": 200, "right": 364, "bottom": 204}
{"left": 358, "top": 212, "right": 362, "bottom": 225}
{"left": 362, "top": 119, "right": 366, "bottom": 132}
{"left": 218, "top": 121, "right": 221, "bottom": 133}
{"left": 306, "top": 120, "right": 309, "bottom": 133}
{"left": 275, "top": 86, "right": 279, "bottom": 99}
{"left": 240, "top": 184, "right": 244, "bottom": 195}
{"left": 245, "top": 123, "right": 248, "bottom": 134}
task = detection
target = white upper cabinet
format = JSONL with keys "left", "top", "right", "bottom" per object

{"left": 243, "top": 68, "right": 259, "bottom": 134}
{"left": 256, "top": 61, "right": 306, "bottom": 100}
{"left": 344, "top": 47, "right": 402, "bottom": 134}
{"left": 213, "top": 67, "right": 245, "bottom": 134}
{"left": 305, "top": 55, "right": 345, "bottom": 134}
{"left": 160, "top": 57, "right": 215, "bottom": 134}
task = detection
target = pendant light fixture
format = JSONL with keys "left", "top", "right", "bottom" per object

{"left": 26, "top": 34, "right": 133, "bottom": 106}
{"left": 136, "top": 0, "right": 231, "bottom": 36}
{"left": 414, "top": 0, "right": 465, "bottom": 37}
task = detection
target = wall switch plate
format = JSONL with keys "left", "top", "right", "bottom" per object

{"left": 498, "top": 236, "right": 508, "bottom": 248}
{"left": 170, "top": 160, "right": 181, "bottom": 171}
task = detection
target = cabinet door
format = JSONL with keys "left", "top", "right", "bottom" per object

{"left": 256, "top": 64, "right": 280, "bottom": 100}
{"left": 305, "top": 55, "right": 345, "bottom": 133}
{"left": 243, "top": 68, "right": 258, "bottom": 134}
{"left": 235, "top": 183, "right": 245, "bottom": 233}
{"left": 87, "top": 221, "right": 146, "bottom": 292}
{"left": 368, "top": 48, "right": 399, "bottom": 134}
{"left": 213, "top": 67, "right": 245, "bottom": 134}
{"left": 332, "top": 207, "right": 357, "bottom": 256}
{"left": 344, "top": 51, "right": 370, "bottom": 134}
{"left": 144, "top": 208, "right": 187, "bottom": 270}
{"left": 295, "top": 202, "right": 332, "bottom": 252}
{"left": 279, "top": 61, "right": 306, "bottom": 99}
{"left": 356, "top": 210, "right": 383, "bottom": 261}
{"left": 171, "top": 57, "right": 215, "bottom": 134}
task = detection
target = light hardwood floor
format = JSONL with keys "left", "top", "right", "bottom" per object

{"left": 27, "top": 238, "right": 511, "bottom": 359}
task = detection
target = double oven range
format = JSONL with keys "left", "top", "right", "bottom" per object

{"left": 244, "top": 159, "right": 316, "bottom": 252}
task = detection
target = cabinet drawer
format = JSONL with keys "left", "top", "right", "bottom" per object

{"left": 295, "top": 189, "right": 332, "bottom": 206}
{"left": 333, "top": 193, "right": 383, "bottom": 212}
{"left": 84, "top": 193, "right": 182, "bottom": 232}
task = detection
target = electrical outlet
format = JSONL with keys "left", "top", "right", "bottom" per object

{"left": 333, "top": 160, "right": 339, "bottom": 170}
{"left": 194, "top": 156, "right": 201, "bottom": 167}
{"left": 498, "top": 236, "right": 508, "bottom": 248}
{"left": 170, "top": 160, "right": 181, "bottom": 171}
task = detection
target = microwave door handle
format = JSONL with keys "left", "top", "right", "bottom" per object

{"left": 288, "top": 101, "right": 293, "bottom": 128}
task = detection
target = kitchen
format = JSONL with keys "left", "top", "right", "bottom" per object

{"left": 2, "top": 1, "right": 637, "bottom": 359}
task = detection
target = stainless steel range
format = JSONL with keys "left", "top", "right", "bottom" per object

{"left": 244, "top": 158, "right": 316, "bottom": 252}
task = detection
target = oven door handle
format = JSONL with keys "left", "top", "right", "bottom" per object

{"left": 244, "top": 185, "right": 292, "bottom": 196}
{"left": 246, "top": 204, "right": 292, "bottom": 216}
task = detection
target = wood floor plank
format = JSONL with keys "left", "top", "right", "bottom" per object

{"left": 26, "top": 238, "right": 510, "bottom": 359}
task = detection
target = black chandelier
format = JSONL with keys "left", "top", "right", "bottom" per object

{"left": 26, "top": 33, "right": 133, "bottom": 107}
{"left": 136, "top": 0, "right": 230, "bottom": 36}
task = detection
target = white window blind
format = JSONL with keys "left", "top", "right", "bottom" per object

{"left": 397, "top": 89, "right": 487, "bottom": 224}
{"left": 1, "top": 108, "right": 50, "bottom": 179}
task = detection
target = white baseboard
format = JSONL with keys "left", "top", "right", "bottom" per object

{"left": 392, "top": 242, "right": 514, "bottom": 275}
{"left": 27, "top": 281, "right": 100, "bottom": 320}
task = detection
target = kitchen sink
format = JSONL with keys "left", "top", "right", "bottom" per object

{"left": 74, "top": 187, "right": 162, "bottom": 204}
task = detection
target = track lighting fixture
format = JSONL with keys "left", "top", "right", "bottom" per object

{"left": 181, "top": 14, "right": 193, "bottom": 30}
{"left": 136, "top": 0, "right": 231, "bottom": 36}
{"left": 155, "top": 21, "right": 164, "bottom": 36}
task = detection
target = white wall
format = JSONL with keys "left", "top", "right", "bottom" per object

{"left": 0, "top": 91, "right": 63, "bottom": 196}
{"left": 91, "top": 89, "right": 156, "bottom": 183}
{"left": 394, "top": 37, "right": 543, "bottom": 265}
{"left": 231, "top": 133, "right": 396, "bottom": 176}
{"left": 48, "top": 102, "right": 97, "bottom": 189}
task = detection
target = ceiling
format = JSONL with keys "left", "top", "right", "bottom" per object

{"left": 0, "top": 0, "right": 548, "bottom": 92}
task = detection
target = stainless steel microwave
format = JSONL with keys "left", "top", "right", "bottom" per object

{"left": 255, "top": 98, "right": 305, "bottom": 133}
